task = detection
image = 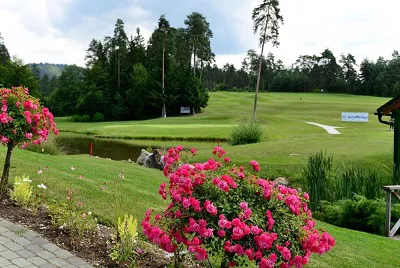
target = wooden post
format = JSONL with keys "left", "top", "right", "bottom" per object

{"left": 89, "top": 142, "right": 93, "bottom": 157}
{"left": 383, "top": 185, "right": 400, "bottom": 237}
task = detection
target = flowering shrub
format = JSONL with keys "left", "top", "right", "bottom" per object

{"left": 0, "top": 86, "right": 59, "bottom": 188}
{"left": 143, "top": 146, "right": 335, "bottom": 267}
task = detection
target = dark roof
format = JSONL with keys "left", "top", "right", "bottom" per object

{"left": 377, "top": 95, "right": 400, "bottom": 115}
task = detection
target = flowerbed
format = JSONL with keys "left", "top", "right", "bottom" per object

{"left": 143, "top": 146, "right": 335, "bottom": 267}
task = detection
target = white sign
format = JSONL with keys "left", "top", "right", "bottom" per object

{"left": 180, "top": 106, "right": 190, "bottom": 114}
{"left": 341, "top": 112, "right": 369, "bottom": 122}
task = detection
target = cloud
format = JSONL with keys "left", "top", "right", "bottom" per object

{"left": 0, "top": 0, "right": 155, "bottom": 66}
{"left": 213, "top": 0, "right": 400, "bottom": 67}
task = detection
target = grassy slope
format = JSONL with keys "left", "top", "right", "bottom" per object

{"left": 1, "top": 147, "right": 399, "bottom": 267}
{"left": 56, "top": 92, "right": 394, "bottom": 180}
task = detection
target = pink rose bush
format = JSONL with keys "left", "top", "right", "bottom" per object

{"left": 143, "top": 146, "right": 335, "bottom": 267}
{"left": 0, "top": 86, "right": 58, "bottom": 186}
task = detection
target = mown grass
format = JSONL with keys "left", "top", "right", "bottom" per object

{"left": 0, "top": 146, "right": 399, "bottom": 267}
{"left": 56, "top": 92, "right": 394, "bottom": 182}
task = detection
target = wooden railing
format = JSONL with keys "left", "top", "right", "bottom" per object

{"left": 383, "top": 185, "right": 400, "bottom": 237}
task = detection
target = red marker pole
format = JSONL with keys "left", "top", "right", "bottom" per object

{"left": 89, "top": 142, "right": 93, "bottom": 157}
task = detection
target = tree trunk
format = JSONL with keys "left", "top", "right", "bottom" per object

{"left": 193, "top": 47, "right": 197, "bottom": 76}
{"left": 161, "top": 33, "right": 167, "bottom": 118}
{"left": 0, "top": 142, "right": 14, "bottom": 191}
{"left": 253, "top": 36, "right": 266, "bottom": 122}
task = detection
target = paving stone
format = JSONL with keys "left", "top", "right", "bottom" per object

{"left": 48, "top": 257, "right": 70, "bottom": 267}
{"left": 41, "top": 243, "right": 59, "bottom": 252}
{"left": 30, "top": 237, "right": 48, "bottom": 246}
{"left": 7, "top": 224, "right": 24, "bottom": 232}
{"left": 36, "top": 250, "right": 56, "bottom": 260}
{"left": 22, "top": 230, "right": 38, "bottom": 239}
{"left": 0, "top": 244, "right": 7, "bottom": 251}
{"left": 3, "top": 230, "right": 19, "bottom": 239}
{"left": 0, "top": 256, "right": 12, "bottom": 266}
{"left": 15, "top": 249, "right": 35, "bottom": 259}
{"left": 0, "top": 249, "right": 19, "bottom": 259}
{"left": 0, "top": 226, "right": 9, "bottom": 232}
{"left": 27, "top": 256, "right": 47, "bottom": 266}
{"left": 0, "top": 236, "right": 12, "bottom": 244}
{"left": 52, "top": 249, "right": 73, "bottom": 259}
{"left": 3, "top": 264, "right": 19, "bottom": 268}
{"left": 13, "top": 237, "right": 32, "bottom": 246}
{"left": 11, "top": 257, "right": 32, "bottom": 267}
{"left": 39, "top": 264, "right": 56, "bottom": 268}
{"left": 66, "top": 256, "right": 89, "bottom": 266}
{"left": 4, "top": 241, "right": 24, "bottom": 251}
{"left": 25, "top": 243, "right": 43, "bottom": 253}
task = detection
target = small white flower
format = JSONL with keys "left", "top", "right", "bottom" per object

{"left": 14, "top": 182, "right": 20, "bottom": 185}
{"left": 71, "top": 166, "right": 75, "bottom": 171}
{"left": 38, "top": 170, "right": 43, "bottom": 175}
{"left": 37, "top": 183, "right": 47, "bottom": 189}
{"left": 88, "top": 211, "right": 92, "bottom": 216}
{"left": 23, "top": 178, "right": 32, "bottom": 183}
{"left": 41, "top": 148, "right": 44, "bottom": 152}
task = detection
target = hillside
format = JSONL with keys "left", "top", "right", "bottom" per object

{"left": 28, "top": 63, "right": 69, "bottom": 78}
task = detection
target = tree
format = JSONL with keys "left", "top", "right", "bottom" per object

{"left": 158, "top": 15, "right": 174, "bottom": 118}
{"left": 0, "top": 33, "right": 10, "bottom": 65}
{"left": 184, "top": 12, "right": 213, "bottom": 75}
{"left": 0, "top": 86, "right": 58, "bottom": 190}
{"left": 40, "top": 74, "right": 50, "bottom": 96}
{"left": 252, "top": 0, "right": 283, "bottom": 121}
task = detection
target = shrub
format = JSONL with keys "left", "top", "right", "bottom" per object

{"left": 109, "top": 214, "right": 139, "bottom": 264}
{"left": 71, "top": 114, "right": 82, "bottom": 122}
{"left": 0, "top": 86, "right": 59, "bottom": 188}
{"left": 229, "top": 122, "right": 264, "bottom": 146}
{"left": 316, "top": 195, "right": 400, "bottom": 235}
{"left": 48, "top": 201, "right": 97, "bottom": 237}
{"left": 92, "top": 112, "right": 105, "bottom": 122}
{"left": 143, "top": 146, "right": 335, "bottom": 267}
{"left": 10, "top": 176, "right": 33, "bottom": 207}
{"left": 71, "top": 114, "right": 91, "bottom": 122}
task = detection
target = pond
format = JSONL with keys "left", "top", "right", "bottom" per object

{"left": 56, "top": 136, "right": 167, "bottom": 161}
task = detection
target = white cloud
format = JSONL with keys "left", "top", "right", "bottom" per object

{"left": 0, "top": 0, "right": 155, "bottom": 66}
{"left": 214, "top": 0, "right": 400, "bottom": 67}
{"left": 1, "top": 0, "right": 400, "bottom": 69}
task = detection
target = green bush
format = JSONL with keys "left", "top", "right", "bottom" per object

{"left": 71, "top": 114, "right": 91, "bottom": 122}
{"left": 229, "top": 122, "right": 263, "bottom": 146}
{"left": 92, "top": 112, "right": 105, "bottom": 122}
{"left": 10, "top": 176, "right": 33, "bottom": 208}
{"left": 316, "top": 195, "right": 400, "bottom": 235}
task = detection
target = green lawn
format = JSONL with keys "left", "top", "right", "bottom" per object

{"left": 1, "top": 147, "right": 399, "bottom": 268}
{"left": 3, "top": 92, "right": 398, "bottom": 267}
{"left": 56, "top": 92, "right": 395, "bottom": 181}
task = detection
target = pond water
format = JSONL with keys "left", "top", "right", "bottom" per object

{"left": 56, "top": 136, "right": 166, "bottom": 161}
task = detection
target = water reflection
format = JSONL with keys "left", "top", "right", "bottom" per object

{"left": 56, "top": 136, "right": 165, "bottom": 161}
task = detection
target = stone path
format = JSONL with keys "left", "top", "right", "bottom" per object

{"left": 0, "top": 218, "right": 93, "bottom": 268}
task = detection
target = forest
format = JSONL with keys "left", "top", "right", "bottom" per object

{"left": 1, "top": 13, "right": 400, "bottom": 121}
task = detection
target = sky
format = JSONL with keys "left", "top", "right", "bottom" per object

{"left": 0, "top": 0, "right": 399, "bottom": 69}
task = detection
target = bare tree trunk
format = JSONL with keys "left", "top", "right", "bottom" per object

{"left": 161, "top": 33, "right": 167, "bottom": 118}
{"left": 0, "top": 142, "right": 13, "bottom": 191}
{"left": 253, "top": 36, "right": 266, "bottom": 122}
{"left": 193, "top": 47, "right": 197, "bottom": 76}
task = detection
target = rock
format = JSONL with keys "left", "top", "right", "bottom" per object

{"left": 273, "top": 177, "right": 289, "bottom": 187}
{"left": 136, "top": 149, "right": 151, "bottom": 165}
{"left": 137, "top": 149, "right": 164, "bottom": 170}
